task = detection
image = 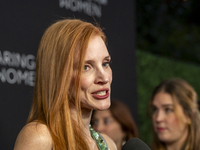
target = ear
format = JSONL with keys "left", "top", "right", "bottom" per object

{"left": 184, "top": 115, "right": 191, "bottom": 125}
{"left": 186, "top": 117, "right": 191, "bottom": 125}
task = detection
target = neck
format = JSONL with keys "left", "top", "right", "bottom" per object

{"left": 70, "top": 104, "right": 93, "bottom": 135}
{"left": 81, "top": 108, "right": 98, "bottom": 149}
{"left": 82, "top": 108, "right": 93, "bottom": 132}
{"left": 116, "top": 141, "right": 122, "bottom": 150}
{"left": 69, "top": 104, "right": 98, "bottom": 149}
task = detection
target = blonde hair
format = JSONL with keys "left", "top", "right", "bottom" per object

{"left": 27, "top": 19, "right": 106, "bottom": 150}
{"left": 149, "top": 78, "right": 200, "bottom": 150}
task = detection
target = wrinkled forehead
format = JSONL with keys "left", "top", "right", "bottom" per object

{"left": 73, "top": 35, "right": 107, "bottom": 67}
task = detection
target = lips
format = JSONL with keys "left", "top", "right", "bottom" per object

{"left": 91, "top": 89, "right": 109, "bottom": 100}
{"left": 157, "top": 127, "right": 166, "bottom": 132}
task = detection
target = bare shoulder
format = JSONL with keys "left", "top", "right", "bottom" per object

{"left": 14, "top": 121, "right": 52, "bottom": 150}
{"left": 101, "top": 133, "right": 117, "bottom": 150}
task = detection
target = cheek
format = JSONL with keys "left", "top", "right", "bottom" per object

{"left": 109, "top": 69, "right": 112, "bottom": 83}
{"left": 108, "top": 123, "right": 125, "bottom": 140}
{"left": 168, "top": 116, "right": 180, "bottom": 128}
{"left": 152, "top": 115, "right": 157, "bottom": 126}
{"left": 80, "top": 76, "right": 92, "bottom": 91}
{"left": 152, "top": 121, "right": 157, "bottom": 132}
{"left": 108, "top": 122, "right": 122, "bottom": 134}
{"left": 152, "top": 119, "right": 156, "bottom": 127}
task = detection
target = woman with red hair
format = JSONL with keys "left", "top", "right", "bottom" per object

{"left": 14, "top": 19, "right": 116, "bottom": 150}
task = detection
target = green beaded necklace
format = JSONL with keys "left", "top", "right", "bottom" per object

{"left": 89, "top": 125, "right": 109, "bottom": 150}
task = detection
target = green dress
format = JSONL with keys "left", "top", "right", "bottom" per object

{"left": 89, "top": 125, "right": 109, "bottom": 150}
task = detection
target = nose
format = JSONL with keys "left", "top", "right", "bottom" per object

{"left": 155, "top": 110, "right": 165, "bottom": 123}
{"left": 94, "top": 68, "right": 110, "bottom": 85}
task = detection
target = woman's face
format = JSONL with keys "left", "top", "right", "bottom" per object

{"left": 73, "top": 35, "right": 112, "bottom": 110}
{"left": 92, "top": 110, "right": 125, "bottom": 145}
{"left": 152, "top": 92, "right": 189, "bottom": 145}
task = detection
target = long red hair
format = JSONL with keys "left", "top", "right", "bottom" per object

{"left": 27, "top": 19, "right": 106, "bottom": 150}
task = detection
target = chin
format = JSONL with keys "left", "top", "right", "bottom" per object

{"left": 158, "top": 135, "right": 170, "bottom": 143}
{"left": 96, "top": 99, "right": 111, "bottom": 110}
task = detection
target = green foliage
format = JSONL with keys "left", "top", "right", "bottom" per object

{"left": 136, "top": 50, "right": 200, "bottom": 145}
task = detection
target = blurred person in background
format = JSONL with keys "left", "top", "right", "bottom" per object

{"left": 148, "top": 78, "right": 200, "bottom": 150}
{"left": 91, "top": 99, "right": 139, "bottom": 150}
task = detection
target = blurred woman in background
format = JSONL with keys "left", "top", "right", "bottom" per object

{"left": 148, "top": 78, "right": 200, "bottom": 150}
{"left": 91, "top": 99, "right": 139, "bottom": 150}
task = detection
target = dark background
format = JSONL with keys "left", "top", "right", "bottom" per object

{"left": 0, "top": 1, "right": 137, "bottom": 149}
{"left": 136, "top": 0, "right": 200, "bottom": 64}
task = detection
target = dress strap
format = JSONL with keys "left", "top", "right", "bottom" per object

{"left": 89, "top": 125, "right": 109, "bottom": 150}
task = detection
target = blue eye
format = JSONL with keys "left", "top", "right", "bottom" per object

{"left": 84, "top": 65, "right": 90, "bottom": 71}
{"left": 103, "top": 61, "right": 110, "bottom": 67}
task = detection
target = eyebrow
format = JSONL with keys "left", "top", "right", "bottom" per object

{"left": 105, "top": 55, "right": 111, "bottom": 59}
{"left": 152, "top": 104, "right": 174, "bottom": 108}
{"left": 84, "top": 55, "right": 111, "bottom": 63}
